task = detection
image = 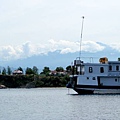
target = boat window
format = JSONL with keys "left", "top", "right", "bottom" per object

{"left": 100, "top": 67, "right": 104, "bottom": 73}
{"left": 92, "top": 77, "right": 96, "bottom": 80}
{"left": 115, "top": 79, "right": 117, "bottom": 82}
{"left": 109, "top": 65, "right": 112, "bottom": 71}
{"left": 89, "top": 67, "right": 93, "bottom": 73}
{"left": 87, "top": 77, "right": 89, "bottom": 80}
{"left": 116, "top": 66, "right": 119, "bottom": 71}
{"left": 81, "top": 66, "right": 85, "bottom": 75}
{"left": 76, "top": 66, "right": 85, "bottom": 75}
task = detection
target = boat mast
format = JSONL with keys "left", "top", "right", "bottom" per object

{"left": 79, "top": 16, "right": 84, "bottom": 60}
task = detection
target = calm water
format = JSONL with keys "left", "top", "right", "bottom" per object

{"left": 0, "top": 88, "right": 120, "bottom": 120}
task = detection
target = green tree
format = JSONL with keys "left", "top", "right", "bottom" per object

{"left": 56, "top": 67, "right": 64, "bottom": 72}
{"left": 40, "top": 67, "right": 50, "bottom": 75}
{"left": 7, "top": 66, "right": 12, "bottom": 75}
{"left": 66, "top": 65, "right": 72, "bottom": 73}
{"left": 2, "top": 67, "right": 6, "bottom": 75}
{"left": 17, "top": 67, "right": 23, "bottom": 72}
{"left": 33, "top": 66, "right": 38, "bottom": 75}
{"left": 25, "top": 67, "right": 34, "bottom": 74}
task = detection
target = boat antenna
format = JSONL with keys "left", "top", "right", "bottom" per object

{"left": 79, "top": 16, "right": 84, "bottom": 60}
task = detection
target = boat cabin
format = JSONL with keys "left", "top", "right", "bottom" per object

{"left": 72, "top": 57, "right": 120, "bottom": 77}
{"left": 67, "top": 57, "right": 120, "bottom": 94}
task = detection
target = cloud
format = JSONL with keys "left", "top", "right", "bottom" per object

{"left": 48, "top": 39, "right": 105, "bottom": 54}
{"left": 0, "top": 40, "right": 105, "bottom": 61}
{"left": 61, "top": 48, "right": 73, "bottom": 54}
{"left": 109, "top": 43, "right": 120, "bottom": 52}
{"left": 82, "top": 41, "right": 105, "bottom": 53}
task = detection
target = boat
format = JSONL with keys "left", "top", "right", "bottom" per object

{"left": 66, "top": 16, "right": 120, "bottom": 94}
{"left": 67, "top": 57, "right": 120, "bottom": 94}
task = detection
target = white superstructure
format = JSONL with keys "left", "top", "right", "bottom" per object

{"left": 67, "top": 57, "right": 120, "bottom": 94}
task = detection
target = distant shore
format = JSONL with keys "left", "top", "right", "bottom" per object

{"left": 0, "top": 74, "right": 69, "bottom": 88}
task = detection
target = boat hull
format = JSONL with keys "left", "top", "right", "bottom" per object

{"left": 73, "top": 87, "right": 120, "bottom": 94}
{"left": 74, "top": 88, "right": 94, "bottom": 94}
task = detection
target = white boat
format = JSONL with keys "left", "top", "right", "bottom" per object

{"left": 67, "top": 16, "right": 120, "bottom": 94}
{"left": 66, "top": 57, "right": 120, "bottom": 94}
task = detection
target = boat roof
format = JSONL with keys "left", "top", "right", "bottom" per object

{"left": 108, "top": 61, "right": 120, "bottom": 64}
{"left": 81, "top": 61, "right": 120, "bottom": 66}
{"left": 82, "top": 63, "right": 108, "bottom": 66}
{"left": 74, "top": 58, "right": 120, "bottom": 66}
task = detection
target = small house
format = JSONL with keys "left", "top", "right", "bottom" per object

{"left": 13, "top": 70, "right": 23, "bottom": 75}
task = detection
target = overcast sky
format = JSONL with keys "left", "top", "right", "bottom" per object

{"left": 0, "top": 0, "right": 120, "bottom": 60}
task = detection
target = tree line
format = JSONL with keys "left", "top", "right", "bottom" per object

{"left": 0, "top": 65, "right": 72, "bottom": 88}
{"left": 0, "top": 66, "right": 71, "bottom": 75}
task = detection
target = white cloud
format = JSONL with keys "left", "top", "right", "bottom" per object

{"left": 82, "top": 41, "right": 105, "bottom": 52}
{"left": 0, "top": 45, "right": 21, "bottom": 60}
{"left": 109, "top": 43, "right": 120, "bottom": 52}
{"left": 0, "top": 40, "right": 105, "bottom": 61}
{"left": 61, "top": 48, "right": 73, "bottom": 54}
{"left": 48, "top": 39, "right": 79, "bottom": 53}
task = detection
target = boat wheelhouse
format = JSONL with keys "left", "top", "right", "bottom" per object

{"left": 67, "top": 57, "right": 120, "bottom": 94}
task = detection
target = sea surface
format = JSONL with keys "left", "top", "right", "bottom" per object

{"left": 0, "top": 88, "right": 120, "bottom": 120}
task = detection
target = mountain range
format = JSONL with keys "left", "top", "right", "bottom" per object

{"left": 1, "top": 42, "right": 120, "bottom": 72}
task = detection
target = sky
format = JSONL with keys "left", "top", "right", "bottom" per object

{"left": 0, "top": 0, "right": 120, "bottom": 61}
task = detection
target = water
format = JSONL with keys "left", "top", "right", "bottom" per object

{"left": 0, "top": 88, "right": 120, "bottom": 120}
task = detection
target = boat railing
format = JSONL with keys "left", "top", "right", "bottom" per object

{"left": 74, "top": 57, "right": 94, "bottom": 65}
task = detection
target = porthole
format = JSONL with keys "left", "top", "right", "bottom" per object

{"left": 87, "top": 77, "right": 89, "bottom": 80}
